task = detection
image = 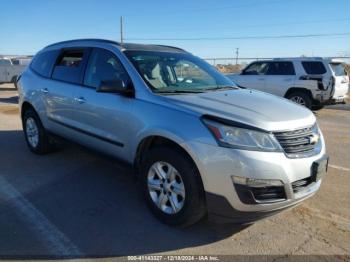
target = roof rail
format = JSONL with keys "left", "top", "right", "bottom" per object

{"left": 45, "top": 38, "right": 120, "bottom": 48}
{"left": 155, "top": 45, "right": 186, "bottom": 52}
{"left": 272, "top": 57, "right": 323, "bottom": 60}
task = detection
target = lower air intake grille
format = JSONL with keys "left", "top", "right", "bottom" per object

{"left": 292, "top": 176, "right": 314, "bottom": 193}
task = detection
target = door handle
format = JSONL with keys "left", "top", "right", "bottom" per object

{"left": 41, "top": 88, "right": 49, "bottom": 93}
{"left": 74, "top": 97, "right": 86, "bottom": 104}
{"left": 258, "top": 78, "right": 265, "bottom": 81}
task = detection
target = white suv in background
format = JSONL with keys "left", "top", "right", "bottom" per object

{"left": 227, "top": 58, "right": 349, "bottom": 110}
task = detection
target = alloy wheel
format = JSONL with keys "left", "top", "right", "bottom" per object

{"left": 26, "top": 117, "right": 39, "bottom": 148}
{"left": 147, "top": 161, "right": 186, "bottom": 214}
{"left": 290, "top": 96, "right": 306, "bottom": 106}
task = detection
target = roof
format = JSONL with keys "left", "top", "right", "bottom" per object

{"left": 44, "top": 39, "right": 187, "bottom": 53}
{"left": 273, "top": 57, "right": 323, "bottom": 61}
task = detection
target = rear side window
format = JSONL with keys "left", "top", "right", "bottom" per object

{"left": 301, "top": 61, "right": 327, "bottom": 75}
{"left": 52, "top": 50, "right": 85, "bottom": 84}
{"left": 266, "top": 62, "right": 295, "bottom": 75}
{"left": 330, "top": 63, "right": 347, "bottom": 76}
{"left": 30, "top": 50, "right": 59, "bottom": 77}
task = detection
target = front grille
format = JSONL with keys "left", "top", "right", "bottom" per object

{"left": 274, "top": 125, "right": 319, "bottom": 157}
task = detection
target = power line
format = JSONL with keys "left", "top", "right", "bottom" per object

{"left": 126, "top": 32, "right": 350, "bottom": 41}
{"left": 153, "top": 17, "right": 350, "bottom": 33}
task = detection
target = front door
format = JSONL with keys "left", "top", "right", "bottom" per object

{"left": 237, "top": 61, "right": 269, "bottom": 90}
{"left": 70, "top": 48, "right": 134, "bottom": 160}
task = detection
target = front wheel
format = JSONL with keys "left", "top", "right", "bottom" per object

{"left": 140, "top": 147, "right": 206, "bottom": 227}
{"left": 287, "top": 92, "right": 312, "bottom": 109}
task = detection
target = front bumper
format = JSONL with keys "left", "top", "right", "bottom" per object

{"left": 187, "top": 136, "right": 326, "bottom": 223}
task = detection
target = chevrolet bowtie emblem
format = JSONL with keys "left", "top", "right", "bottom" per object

{"left": 309, "top": 133, "right": 319, "bottom": 144}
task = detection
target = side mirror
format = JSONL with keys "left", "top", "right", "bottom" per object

{"left": 96, "top": 79, "right": 134, "bottom": 97}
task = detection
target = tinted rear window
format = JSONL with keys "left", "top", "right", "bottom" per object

{"left": 301, "top": 61, "right": 327, "bottom": 75}
{"left": 266, "top": 62, "right": 295, "bottom": 75}
{"left": 330, "top": 63, "right": 347, "bottom": 76}
{"left": 52, "top": 50, "right": 85, "bottom": 84}
{"left": 30, "top": 50, "right": 59, "bottom": 77}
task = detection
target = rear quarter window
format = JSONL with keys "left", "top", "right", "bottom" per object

{"left": 330, "top": 63, "right": 347, "bottom": 76}
{"left": 301, "top": 61, "right": 327, "bottom": 75}
{"left": 30, "top": 50, "right": 59, "bottom": 77}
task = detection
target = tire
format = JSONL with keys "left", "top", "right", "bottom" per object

{"left": 312, "top": 105, "right": 324, "bottom": 111}
{"left": 22, "top": 108, "right": 54, "bottom": 154}
{"left": 11, "top": 76, "right": 18, "bottom": 90}
{"left": 140, "top": 147, "right": 206, "bottom": 227}
{"left": 286, "top": 91, "right": 312, "bottom": 109}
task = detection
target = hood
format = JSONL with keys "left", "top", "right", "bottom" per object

{"left": 163, "top": 89, "right": 316, "bottom": 131}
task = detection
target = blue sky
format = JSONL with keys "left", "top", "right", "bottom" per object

{"left": 1, "top": 0, "right": 350, "bottom": 58}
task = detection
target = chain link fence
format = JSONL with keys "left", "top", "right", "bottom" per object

{"left": 204, "top": 56, "right": 350, "bottom": 74}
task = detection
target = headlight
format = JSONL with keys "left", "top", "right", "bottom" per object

{"left": 202, "top": 118, "right": 282, "bottom": 152}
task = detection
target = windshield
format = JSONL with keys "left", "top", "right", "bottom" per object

{"left": 330, "top": 63, "right": 347, "bottom": 76}
{"left": 124, "top": 50, "right": 236, "bottom": 93}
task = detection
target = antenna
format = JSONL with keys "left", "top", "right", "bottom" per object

{"left": 120, "top": 16, "right": 124, "bottom": 45}
{"left": 235, "top": 48, "right": 239, "bottom": 65}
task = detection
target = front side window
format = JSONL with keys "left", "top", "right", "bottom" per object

{"left": 0, "top": 59, "right": 11, "bottom": 66}
{"left": 243, "top": 62, "right": 269, "bottom": 75}
{"left": 124, "top": 51, "right": 235, "bottom": 93}
{"left": 84, "top": 49, "right": 129, "bottom": 88}
{"left": 302, "top": 61, "right": 327, "bottom": 75}
{"left": 266, "top": 62, "right": 295, "bottom": 75}
{"left": 52, "top": 49, "right": 85, "bottom": 84}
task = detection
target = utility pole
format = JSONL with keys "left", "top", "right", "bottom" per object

{"left": 235, "top": 48, "right": 239, "bottom": 65}
{"left": 120, "top": 16, "right": 124, "bottom": 45}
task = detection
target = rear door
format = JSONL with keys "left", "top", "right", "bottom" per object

{"left": 329, "top": 62, "right": 349, "bottom": 99}
{"left": 262, "top": 61, "right": 296, "bottom": 97}
{"left": 46, "top": 48, "right": 91, "bottom": 136}
{"left": 234, "top": 61, "right": 269, "bottom": 90}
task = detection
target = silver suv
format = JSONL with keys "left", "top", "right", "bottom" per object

{"left": 18, "top": 39, "right": 328, "bottom": 226}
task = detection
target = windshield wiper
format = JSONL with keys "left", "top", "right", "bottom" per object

{"left": 201, "top": 86, "right": 239, "bottom": 92}
{"left": 154, "top": 89, "right": 205, "bottom": 94}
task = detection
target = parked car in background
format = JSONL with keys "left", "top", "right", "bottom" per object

{"left": 0, "top": 57, "right": 30, "bottom": 88}
{"left": 18, "top": 39, "right": 327, "bottom": 226}
{"left": 11, "top": 58, "right": 32, "bottom": 66}
{"left": 227, "top": 57, "right": 349, "bottom": 110}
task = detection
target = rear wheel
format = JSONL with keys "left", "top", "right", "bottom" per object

{"left": 140, "top": 147, "right": 206, "bottom": 227}
{"left": 22, "top": 108, "right": 54, "bottom": 154}
{"left": 287, "top": 91, "right": 312, "bottom": 109}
